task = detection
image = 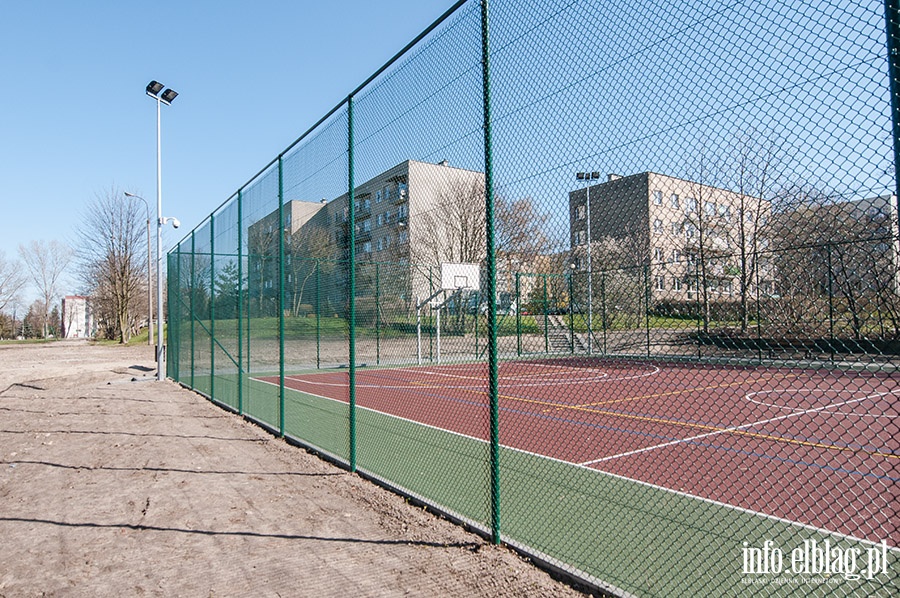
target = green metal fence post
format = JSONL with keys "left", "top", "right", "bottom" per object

{"left": 645, "top": 264, "right": 651, "bottom": 357}
{"left": 543, "top": 274, "right": 549, "bottom": 354}
{"left": 237, "top": 189, "right": 243, "bottom": 415}
{"left": 827, "top": 243, "right": 835, "bottom": 360}
{"left": 376, "top": 262, "right": 381, "bottom": 365}
{"left": 176, "top": 244, "right": 182, "bottom": 381}
{"left": 190, "top": 232, "right": 196, "bottom": 390}
{"left": 315, "top": 258, "right": 321, "bottom": 369}
{"left": 210, "top": 213, "right": 216, "bottom": 402}
{"left": 885, "top": 0, "right": 900, "bottom": 216}
{"left": 348, "top": 95, "right": 357, "bottom": 472}
{"left": 601, "top": 271, "right": 607, "bottom": 355}
{"left": 568, "top": 273, "right": 574, "bottom": 354}
{"left": 474, "top": 290, "right": 480, "bottom": 357}
{"left": 278, "top": 156, "right": 285, "bottom": 438}
{"left": 756, "top": 251, "right": 763, "bottom": 364}
{"left": 481, "top": 0, "right": 501, "bottom": 546}
{"left": 515, "top": 272, "right": 521, "bottom": 356}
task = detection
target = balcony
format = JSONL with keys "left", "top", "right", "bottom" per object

{"left": 392, "top": 185, "right": 408, "bottom": 204}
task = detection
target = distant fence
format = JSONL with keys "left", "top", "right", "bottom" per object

{"left": 168, "top": 1, "right": 899, "bottom": 595}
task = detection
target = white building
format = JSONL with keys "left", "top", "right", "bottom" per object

{"left": 61, "top": 295, "right": 92, "bottom": 338}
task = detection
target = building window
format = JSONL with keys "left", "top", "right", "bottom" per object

{"left": 362, "top": 241, "right": 372, "bottom": 253}
{"left": 384, "top": 185, "right": 392, "bottom": 201}
{"left": 686, "top": 223, "right": 696, "bottom": 238}
{"left": 398, "top": 204, "right": 408, "bottom": 219}
{"left": 671, "top": 193, "right": 680, "bottom": 209}
{"left": 719, "top": 204, "right": 730, "bottom": 219}
{"left": 399, "top": 230, "right": 408, "bottom": 244}
{"left": 653, "top": 190, "right": 663, "bottom": 205}
{"left": 671, "top": 222, "right": 681, "bottom": 236}
{"left": 686, "top": 197, "right": 697, "bottom": 213}
{"left": 705, "top": 201, "right": 716, "bottom": 216}
{"left": 575, "top": 205, "right": 586, "bottom": 220}
{"left": 376, "top": 214, "right": 383, "bottom": 226}
{"left": 375, "top": 190, "right": 382, "bottom": 203}
{"left": 671, "top": 249, "right": 681, "bottom": 263}
{"left": 654, "top": 219, "right": 663, "bottom": 234}
{"left": 655, "top": 276, "right": 665, "bottom": 291}
{"left": 673, "top": 277, "right": 683, "bottom": 291}
{"left": 653, "top": 247, "right": 663, "bottom": 262}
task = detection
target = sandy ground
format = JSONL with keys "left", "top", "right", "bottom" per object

{"left": 0, "top": 340, "right": 588, "bottom": 597}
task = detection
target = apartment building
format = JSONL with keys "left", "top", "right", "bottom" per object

{"left": 568, "top": 172, "right": 773, "bottom": 305}
{"left": 248, "top": 159, "right": 485, "bottom": 312}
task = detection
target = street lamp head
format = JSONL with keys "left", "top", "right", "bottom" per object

{"left": 160, "top": 88, "right": 178, "bottom": 104}
{"left": 124, "top": 191, "right": 136, "bottom": 198}
{"left": 146, "top": 81, "right": 164, "bottom": 96}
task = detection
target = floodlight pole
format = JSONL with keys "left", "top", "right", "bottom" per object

{"left": 155, "top": 90, "right": 164, "bottom": 380}
{"left": 145, "top": 80, "right": 178, "bottom": 381}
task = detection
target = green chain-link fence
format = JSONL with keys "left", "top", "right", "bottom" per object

{"left": 167, "top": 0, "right": 899, "bottom": 595}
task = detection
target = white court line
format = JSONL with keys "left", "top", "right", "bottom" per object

{"left": 579, "top": 394, "right": 877, "bottom": 466}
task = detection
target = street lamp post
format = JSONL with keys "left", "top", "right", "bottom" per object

{"left": 124, "top": 192, "right": 153, "bottom": 346}
{"left": 145, "top": 80, "right": 180, "bottom": 381}
{"left": 576, "top": 171, "right": 599, "bottom": 354}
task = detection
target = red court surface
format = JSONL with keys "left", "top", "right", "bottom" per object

{"left": 264, "top": 357, "right": 900, "bottom": 545}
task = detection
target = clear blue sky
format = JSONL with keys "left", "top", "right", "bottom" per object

{"left": 0, "top": 0, "right": 453, "bottom": 304}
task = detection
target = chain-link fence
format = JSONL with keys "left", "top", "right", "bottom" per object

{"left": 167, "top": 0, "right": 899, "bottom": 595}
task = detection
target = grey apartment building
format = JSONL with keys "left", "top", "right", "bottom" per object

{"left": 248, "top": 159, "right": 485, "bottom": 312}
{"left": 568, "top": 172, "right": 773, "bottom": 305}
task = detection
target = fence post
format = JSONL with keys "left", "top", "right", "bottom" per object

{"left": 481, "top": 0, "right": 501, "bottom": 546}
{"left": 237, "top": 190, "right": 243, "bottom": 415}
{"left": 515, "top": 272, "right": 521, "bottom": 356}
{"left": 568, "top": 273, "right": 574, "bottom": 353}
{"left": 376, "top": 262, "right": 381, "bottom": 366}
{"left": 190, "top": 231, "right": 196, "bottom": 390}
{"left": 827, "top": 243, "right": 835, "bottom": 360}
{"left": 884, "top": 0, "right": 900, "bottom": 214}
{"left": 210, "top": 213, "right": 216, "bottom": 402}
{"left": 348, "top": 95, "right": 357, "bottom": 472}
{"left": 543, "top": 274, "right": 549, "bottom": 354}
{"left": 645, "top": 264, "right": 651, "bottom": 357}
{"left": 755, "top": 251, "right": 763, "bottom": 364}
{"left": 315, "top": 258, "right": 321, "bottom": 369}
{"left": 601, "top": 271, "right": 607, "bottom": 355}
{"left": 175, "top": 244, "right": 182, "bottom": 381}
{"left": 278, "top": 155, "right": 285, "bottom": 438}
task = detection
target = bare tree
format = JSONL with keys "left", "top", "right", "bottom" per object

{"left": 286, "top": 226, "right": 333, "bottom": 316}
{"left": 18, "top": 240, "right": 73, "bottom": 338}
{"left": 77, "top": 188, "right": 146, "bottom": 343}
{"left": 0, "top": 250, "right": 27, "bottom": 314}
{"left": 412, "top": 178, "right": 488, "bottom": 267}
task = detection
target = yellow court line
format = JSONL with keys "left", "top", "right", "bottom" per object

{"left": 546, "top": 373, "right": 801, "bottom": 412}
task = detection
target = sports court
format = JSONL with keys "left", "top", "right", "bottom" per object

{"left": 261, "top": 356, "right": 899, "bottom": 546}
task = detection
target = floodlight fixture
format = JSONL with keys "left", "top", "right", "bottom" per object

{"left": 146, "top": 80, "right": 164, "bottom": 95}
{"left": 160, "top": 88, "right": 178, "bottom": 104}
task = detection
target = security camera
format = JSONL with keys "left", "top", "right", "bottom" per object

{"left": 171, "top": 218, "right": 181, "bottom": 229}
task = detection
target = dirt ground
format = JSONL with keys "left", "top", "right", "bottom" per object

{"left": 0, "top": 340, "right": 588, "bottom": 597}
